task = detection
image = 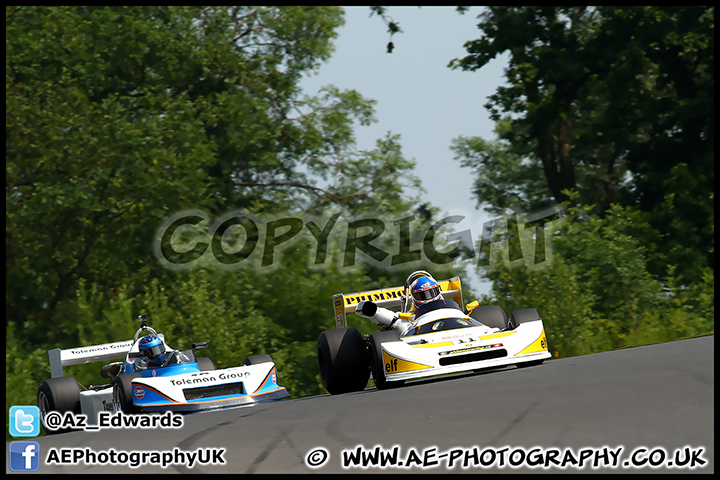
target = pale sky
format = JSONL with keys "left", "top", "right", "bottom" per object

{"left": 301, "top": 6, "right": 510, "bottom": 295}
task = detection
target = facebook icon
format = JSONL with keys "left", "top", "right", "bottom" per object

{"left": 9, "top": 441, "right": 41, "bottom": 472}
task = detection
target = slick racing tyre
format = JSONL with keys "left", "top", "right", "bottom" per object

{"left": 469, "top": 305, "right": 509, "bottom": 330}
{"left": 242, "top": 354, "right": 273, "bottom": 365}
{"left": 112, "top": 373, "right": 143, "bottom": 413}
{"left": 508, "top": 308, "right": 542, "bottom": 329}
{"left": 197, "top": 357, "right": 216, "bottom": 371}
{"left": 37, "top": 376, "right": 82, "bottom": 435}
{"left": 317, "top": 327, "right": 370, "bottom": 395}
{"left": 368, "top": 330, "right": 405, "bottom": 390}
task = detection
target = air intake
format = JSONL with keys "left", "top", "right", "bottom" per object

{"left": 183, "top": 382, "right": 244, "bottom": 400}
{"left": 439, "top": 349, "right": 507, "bottom": 366}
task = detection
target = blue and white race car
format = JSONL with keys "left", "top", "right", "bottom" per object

{"left": 318, "top": 270, "right": 551, "bottom": 394}
{"left": 37, "top": 315, "right": 288, "bottom": 431}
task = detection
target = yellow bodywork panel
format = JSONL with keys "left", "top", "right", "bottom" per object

{"left": 516, "top": 329, "right": 548, "bottom": 355}
{"left": 382, "top": 350, "right": 432, "bottom": 374}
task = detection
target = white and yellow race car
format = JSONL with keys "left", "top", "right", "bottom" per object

{"left": 318, "top": 270, "right": 551, "bottom": 394}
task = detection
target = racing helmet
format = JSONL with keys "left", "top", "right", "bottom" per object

{"left": 138, "top": 334, "right": 167, "bottom": 366}
{"left": 410, "top": 276, "right": 443, "bottom": 307}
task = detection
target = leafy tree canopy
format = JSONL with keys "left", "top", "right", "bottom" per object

{"left": 6, "top": 6, "right": 435, "bottom": 339}
{"left": 448, "top": 6, "right": 713, "bottom": 282}
{"left": 6, "top": 7, "right": 468, "bottom": 431}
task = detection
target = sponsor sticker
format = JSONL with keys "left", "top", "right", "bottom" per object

{"left": 134, "top": 386, "right": 145, "bottom": 399}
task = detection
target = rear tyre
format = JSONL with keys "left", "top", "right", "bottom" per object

{"left": 242, "top": 354, "right": 273, "bottom": 366}
{"left": 197, "top": 357, "right": 216, "bottom": 371}
{"left": 317, "top": 327, "right": 370, "bottom": 394}
{"left": 368, "top": 330, "right": 405, "bottom": 390}
{"left": 469, "top": 305, "right": 509, "bottom": 330}
{"left": 508, "top": 308, "right": 542, "bottom": 329}
{"left": 37, "top": 376, "right": 82, "bottom": 435}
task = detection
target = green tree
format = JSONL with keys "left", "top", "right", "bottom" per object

{"left": 6, "top": 6, "right": 473, "bottom": 438}
{"left": 449, "top": 6, "right": 713, "bottom": 283}
{"left": 5, "top": 6, "right": 382, "bottom": 339}
{"left": 481, "top": 201, "right": 714, "bottom": 358}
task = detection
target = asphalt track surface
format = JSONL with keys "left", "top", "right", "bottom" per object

{"left": 7, "top": 335, "right": 714, "bottom": 474}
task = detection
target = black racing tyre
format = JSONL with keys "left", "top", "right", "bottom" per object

{"left": 508, "top": 308, "right": 542, "bottom": 329}
{"left": 37, "top": 376, "right": 82, "bottom": 435}
{"left": 469, "top": 305, "right": 509, "bottom": 330}
{"left": 317, "top": 327, "right": 370, "bottom": 395}
{"left": 112, "top": 373, "right": 143, "bottom": 414}
{"left": 242, "top": 354, "right": 273, "bottom": 366}
{"left": 368, "top": 330, "right": 405, "bottom": 390}
{"left": 197, "top": 357, "right": 216, "bottom": 371}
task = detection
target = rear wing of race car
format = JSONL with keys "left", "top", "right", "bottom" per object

{"left": 47, "top": 335, "right": 162, "bottom": 378}
{"left": 332, "top": 276, "right": 463, "bottom": 329}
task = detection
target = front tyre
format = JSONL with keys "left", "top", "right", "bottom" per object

{"left": 37, "top": 376, "right": 82, "bottom": 434}
{"left": 317, "top": 327, "right": 370, "bottom": 394}
{"left": 368, "top": 330, "right": 405, "bottom": 390}
{"left": 112, "top": 373, "right": 143, "bottom": 414}
{"left": 508, "top": 308, "right": 542, "bottom": 329}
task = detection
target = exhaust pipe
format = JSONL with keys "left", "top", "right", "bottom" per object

{"left": 355, "top": 301, "right": 397, "bottom": 327}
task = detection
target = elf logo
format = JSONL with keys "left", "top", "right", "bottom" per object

{"left": 382, "top": 352, "right": 431, "bottom": 373}
{"left": 385, "top": 358, "right": 399, "bottom": 373}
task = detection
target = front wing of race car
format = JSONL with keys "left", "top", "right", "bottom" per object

{"left": 130, "top": 362, "right": 289, "bottom": 412}
{"left": 379, "top": 319, "right": 551, "bottom": 383}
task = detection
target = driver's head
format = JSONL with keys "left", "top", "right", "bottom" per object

{"left": 410, "top": 276, "right": 443, "bottom": 307}
{"left": 138, "top": 334, "right": 166, "bottom": 366}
